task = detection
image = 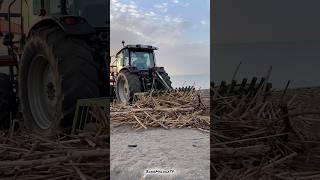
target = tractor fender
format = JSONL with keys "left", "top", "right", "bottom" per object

{"left": 119, "top": 67, "right": 140, "bottom": 73}
{"left": 119, "top": 67, "right": 166, "bottom": 74}
{"left": 153, "top": 67, "right": 166, "bottom": 73}
{"left": 27, "top": 16, "right": 95, "bottom": 37}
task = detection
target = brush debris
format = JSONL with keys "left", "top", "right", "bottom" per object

{"left": 0, "top": 108, "right": 109, "bottom": 180}
{"left": 111, "top": 89, "right": 210, "bottom": 131}
{"left": 212, "top": 85, "right": 320, "bottom": 180}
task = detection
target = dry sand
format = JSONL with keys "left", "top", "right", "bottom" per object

{"left": 110, "top": 126, "right": 210, "bottom": 180}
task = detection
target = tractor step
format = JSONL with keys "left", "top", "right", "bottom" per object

{"left": 0, "top": 55, "right": 18, "bottom": 67}
{"left": 72, "top": 97, "right": 110, "bottom": 134}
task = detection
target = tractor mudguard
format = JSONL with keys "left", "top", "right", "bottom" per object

{"left": 120, "top": 66, "right": 140, "bottom": 73}
{"left": 28, "top": 16, "right": 95, "bottom": 37}
{"left": 152, "top": 67, "right": 166, "bottom": 73}
{"left": 120, "top": 67, "right": 166, "bottom": 74}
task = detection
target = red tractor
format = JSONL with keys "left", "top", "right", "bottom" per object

{"left": 0, "top": 0, "right": 109, "bottom": 136}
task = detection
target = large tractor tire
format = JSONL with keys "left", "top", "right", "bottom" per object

{"left": 0, "top": 73, "right": 14, "bottom": 129}
{"left": 19, "top": 26, "right": 102, "bottom": 136}
{"left": 116, "top": 70, "right": 141, "bottom": 103}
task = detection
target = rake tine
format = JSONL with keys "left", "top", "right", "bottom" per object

{"left": 238, "top": 78, "right": 247, "bottom": 96}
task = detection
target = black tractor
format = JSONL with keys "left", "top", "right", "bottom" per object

{"left": 111, "top": 42, "right": 172, "bottom": 103}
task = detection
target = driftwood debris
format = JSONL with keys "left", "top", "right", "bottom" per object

{"left": 212, "top": 82, "right": 320, "bottom": 179}
{"left": 111, "top": 89, "right": 210, "bottom": 131}
{"left": 0, "top": 106, "right": 109, "bottom": 180}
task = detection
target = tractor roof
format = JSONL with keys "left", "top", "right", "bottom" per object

{"left": 116, "top": 44, "right": 158, "bottom": 55}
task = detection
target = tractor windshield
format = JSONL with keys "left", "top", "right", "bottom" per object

{"left": 67, "top": 0, "right": 108, "bottom": 27}
{"left": 49, "top": 0, "right": 108, "bottom": 27}
{"left": 130, "top": 51, "right": 155, "bottom": 70}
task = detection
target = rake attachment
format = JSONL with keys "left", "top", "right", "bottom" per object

{"left": 133, "top": 86, "right": 196, "bottom": 101}
{"left": 72, "top": 97, "right": 110, "bottom": 135}
{"left": 212, "top": 77, "right": 272, "bottom": 98}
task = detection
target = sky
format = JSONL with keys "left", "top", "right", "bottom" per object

{"left": 213, "top": 0, "right": 320, "bottom": 88}
{"left": 110, "top": 0, "right": 210, "bottom": 76}
{"left": 214, "top": 0, "right": 320, "bottom": 44}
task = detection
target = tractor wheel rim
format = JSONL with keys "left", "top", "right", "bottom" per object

{"left": 27, "top": 55, "right": 57, "bottom": 129}
{"left": 117, "top": 75, "right": 129, "bottom": 103}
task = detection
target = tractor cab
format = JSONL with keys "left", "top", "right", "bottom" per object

{"left": 115, "top": 44, "right": 158, "bottom": 72}
{"left": 111, "top": 42, "right": 194, "bottom": 104}
{"left": 32, "top": 0, "right": 108, "bottom": 28}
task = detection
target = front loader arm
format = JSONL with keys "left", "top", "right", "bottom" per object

{"left": 155, "top": 71, "right": 172, "bottom": 90}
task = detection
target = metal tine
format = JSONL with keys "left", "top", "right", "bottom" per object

{"left": 247, "top": 77, "right": 257, "bottom": 97}
{"left": 78, "top": 106, "right": 83, "bottom": 131}
{"left": 188, "top": 86, "right": 192, "bottom": 93}
{"left": 185, "top": 86, "right": 194, "bottom": 97}
{"left": 211, "top": 82, "right": 215, "bottom": 89}
{"left": 186, "top": 86, "right": 191, "bottom": 94}
{"left": 184, "top": 87, "right": 188, "bottom": 94}
{"left": 256, "top": 77, "right": 266, "bottom": 95}
{"left": 90, "top": 106, "right": 93, "bottom": 124}
{"left": 228, "top": 80, "right": 237, "bottom": 95}
{"left": 266, "top": 83, "right": 272, "bottom": 92}
{"left": 238, "top": 78, "right": 247, "bottom": 95}
{"left": 83, "top": 106, "right": 89, "bottom": 131}
{"left": 184, "top": 86, "right": 187, "bottom": 92}
{"left": 238, "top": 78, "right": 248, "bottom": 98}
{"left": 219, "top": 81, "right": 227, "bottom": 96}
{"left": 185, "top": 86, "right": 189, "bottom": 94}
{"left": 78, "top": 106, "right": 85, "bottom": 132}
{"left": 83, "top": 107, "right": 87, "bottom": 128}
{"left": 249, "top": 77, "right": 257, "bottom": 89}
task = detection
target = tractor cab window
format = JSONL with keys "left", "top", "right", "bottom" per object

{"left": 116, "top": 53, "right": 123, "bottom": 68}
{"left": 49, "top": 0, "right": 61, "bottom": 14}
{"left": 42, "top": 0, "right": 108, "bottom": 27}
{"left": 65, "top": 0, "right": 108, "bottom": 27}
{"left": 123, "top": 49, "right": 129, "bottom": 66}
{"left": 130, "top": 51, "right": 154, "bottom": 70}
{"left": 32, "top": 0, "right": 64, "bottom": 15}
{"left": 33, "top": 0, "right": 42, "bottom": 15}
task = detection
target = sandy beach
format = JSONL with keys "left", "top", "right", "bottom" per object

{"left": 110, "top": 127, "right": 209, "bottom": 180}
{"left": 110, "top": 90, "right": 210, "bottom": 180}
